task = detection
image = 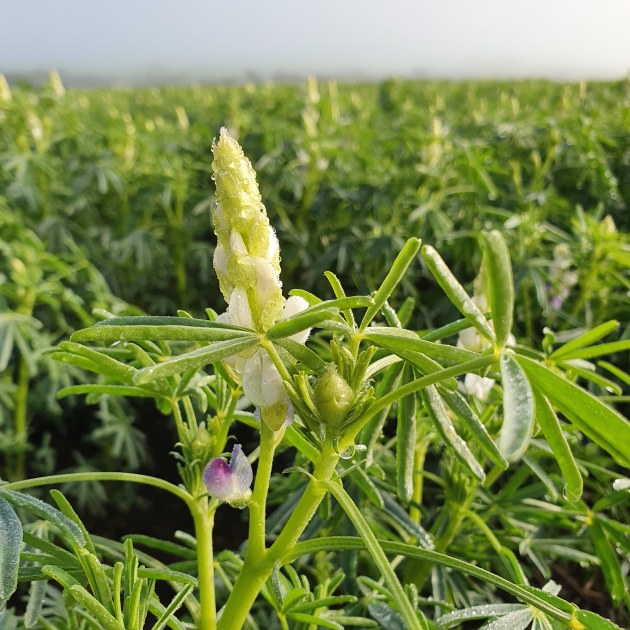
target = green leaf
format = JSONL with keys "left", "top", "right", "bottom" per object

{"left": 58, "top": 384, "right": 165, "bottom": 400}
{"left": 123, "top": 535, "right": 196, "bottom": 560}
{"left": 557, "top": 361, "right": 623, "bottom": 396}
{"left": 266, "top": 308, "right": 339, "bottom": 340}
{"left": 574, "top": 609, "right": 624, "bottom": 630}
{"left": 21, "top": 532, "right": 81, "bottom": 569}
{"left": 288, "top": 613, "right": 343, "bottom": 630}
{"left": 57, "top": 342, "right": 137, "bottom": 382}
{"left": 359, "top": 237, "right": 421, "bottom": 332}
{"left": 68, "top": 584, "right": 123, "bottom": 630}
{"left": 482, "top": 230, "right": 514, "bottom": 349}
{"left": 41, "top": 565, "right": 82, "bottom": 590}
{"left": 23, "top": 579, "right": 47, "bottom": 628}
{"left": 533, "top": 391, "right": 582, "bottom": 502}
{"left": 50, "top": 490, "right": 96, "bottom": 555}
{"left": 422, "top": 385, "right": 485, "bottom": 481}
{"left": 421, "top": 245, "right": 495, "bottom": 343}
{"left": 367, "top": 601, "right": 407, "bottom": 630}
{"left": 515, "top": 355, "right": 630, "bottom": 468}
{"left": 436, "top": 604, "right": 524, "bottom": 628}
{"left": 274, "top": 339, "right": 326, "bottom": 373}
{"left": 0, "top": 498, "right": 22, "bottom": 600}
{"left": 498, "top": 354, "right": 534, "bottom": 463}
{"left": 396, "top": 364, "right": 417, "bottom": 502}
{"left": 150, "top": 584, "right": 194, "bottom": 630}
{"left": 324, "top": 271, "right": 356, "bottom": 327}
{"left": 72, "top": 316, "right": 253, "bottom": 343}
{"left": 549, "top": 320, "right": 619, "bottom": 359}
{"left": 589, "top": 519, "right": 627, "bottom": 604}
{"left": 553, "top": 340, "right": 630, "bottom": 361}
{"left": 366, "top": 331, "right": 459, "bottom": 390}
{"left": 380, "top": 493, "right": 434, "bottom": 550}
{"left": 137, "top": 567, "right": 197, "bottom": 586}
{"left": 349, "top": 465, "right": 384, "bottom": 510}
{"left": 133, "top": 336, "right": 258, "bottom": 384}
{"left": 597, "top": 361, "right": 630, "bottom": 387}
{"left": 77, "top": 548, "right": 115, "bottom": 615}
{"left": 364, "top": 328, "right": 480, "bottom": 363}
{"left": 0, "top": 490, "right": 85, "bottom": 550}
{"left": 440, "top": 389, "right": 508, "bottom": 469}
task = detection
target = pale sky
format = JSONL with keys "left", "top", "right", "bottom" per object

{"left": 1, "top": 0, "right": 629, "bottom": 84}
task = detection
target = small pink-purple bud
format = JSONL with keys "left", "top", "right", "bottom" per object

{"left": 203, "top": 444, "right": 253, "bottom": 505}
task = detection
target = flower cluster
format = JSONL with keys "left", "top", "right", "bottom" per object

{"left": 211, "top": 128, "right": 310, "bottom": 430}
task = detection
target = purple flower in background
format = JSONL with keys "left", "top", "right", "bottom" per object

{"left": 203, "top": 444, "right": 253, "bottom": 505}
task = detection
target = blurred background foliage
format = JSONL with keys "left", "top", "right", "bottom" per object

{"left": 0, "top": 74, "right": 629, "bottom": 625}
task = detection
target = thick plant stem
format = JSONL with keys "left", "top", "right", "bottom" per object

{"left": 192, "top": 500, "right": 216, "bottom": 630}
{"left": 217, "top": 440, "right": 339, "bottom": 630}
{"left": 248, "top": 422, "right": 276, "bottom": 557}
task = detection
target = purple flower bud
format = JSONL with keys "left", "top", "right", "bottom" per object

{"left": 203, "top": 444, "right": 253, "bottom": 504}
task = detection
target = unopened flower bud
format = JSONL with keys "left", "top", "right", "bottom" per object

{"left": 314, "top": 365, "right": 355, "bottom": 431}
{"left": 203, "top": 444, "right": 253, "bottom": 506}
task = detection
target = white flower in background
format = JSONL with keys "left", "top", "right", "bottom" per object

{"left": 211, "top": 129, "right": 310, "bottom": 429}
{"left": 462, "top": 373, "right": 495, "bottom": 401}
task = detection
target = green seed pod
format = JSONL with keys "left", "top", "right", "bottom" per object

{"left": 313, "top": 365, "right": 355, "bottom": 431}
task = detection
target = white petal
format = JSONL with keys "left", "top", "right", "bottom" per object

{"left": 260, "top": 353, "right": 285, "bottom": 407}
{"left": 463, "top": 373, "right": 495, "bottom": 401}
{"left": 213, "top": 244, "right": 228, "bottom": 276}
{"left": 283, "top": 295, "right": 311, "bottom": 344}
{"left": 242, "top": 351, "right": 265, "bottom": 407}
{"left": 265, "top": 225, "right": 280, "bottom": 264}
{"left": 228, "top": 287, "right": 254, "bottom": 330}
{"left": 229, "top": 230, "right": 249, "bottom": 256}
{"left": 253, "top": 256, "right": 281, "bottom": 303}
{"left": 457, "top": 327, "right": 485, "bottom": 353}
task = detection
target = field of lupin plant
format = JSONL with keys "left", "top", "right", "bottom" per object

{"left": 0, "top": 73, "right": 629, "bottom": 629}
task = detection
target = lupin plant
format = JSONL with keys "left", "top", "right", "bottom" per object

{"left": 1, "top": 129, "right": 629, "bottom": 630}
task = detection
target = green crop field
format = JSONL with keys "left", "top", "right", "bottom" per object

{"left": 0, "top": 74, "right": 629, "bottom": 629}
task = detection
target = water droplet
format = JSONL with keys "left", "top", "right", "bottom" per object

{"left": 318, "top": 423, "right": 327, "bottom": 442}
{"left": 354, "top": 443, "right": 367, "bottom": 452}
{"left": 340, "top": 445, "right": 356, "bottom": 460}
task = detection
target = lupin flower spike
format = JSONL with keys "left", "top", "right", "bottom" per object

{"left": 203, "top": 444, "right": 253, "bottom": 506}
{"left": 211, "top": 128, "right": 311, "bottom": 430}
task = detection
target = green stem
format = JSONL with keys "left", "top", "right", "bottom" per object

{"left": 324, "top": 480, "right": 427, "bottom": 630}
{"left": 13, "top": 354, "right": 30, "bottom": 480}
{"left": 247, "top": 422, "right": 276, "bottom": 558}
{"left": 217, "top": 440, "right": 339, "bottom": 630}
{"left": 191, "top": 501, "right": 216, "bottom": 630}
{"left": 410, "top": 440, "right": 428, "bottom": 525}
{"left": 1, "top": 472, "right": 194, "bottom": 510}
{"left": 171, "top": 399, "right": 188, "bottom": 444}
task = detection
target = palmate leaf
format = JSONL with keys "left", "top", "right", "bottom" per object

{"left": 515, "top": 355, "right": 630, "bottom": 468}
